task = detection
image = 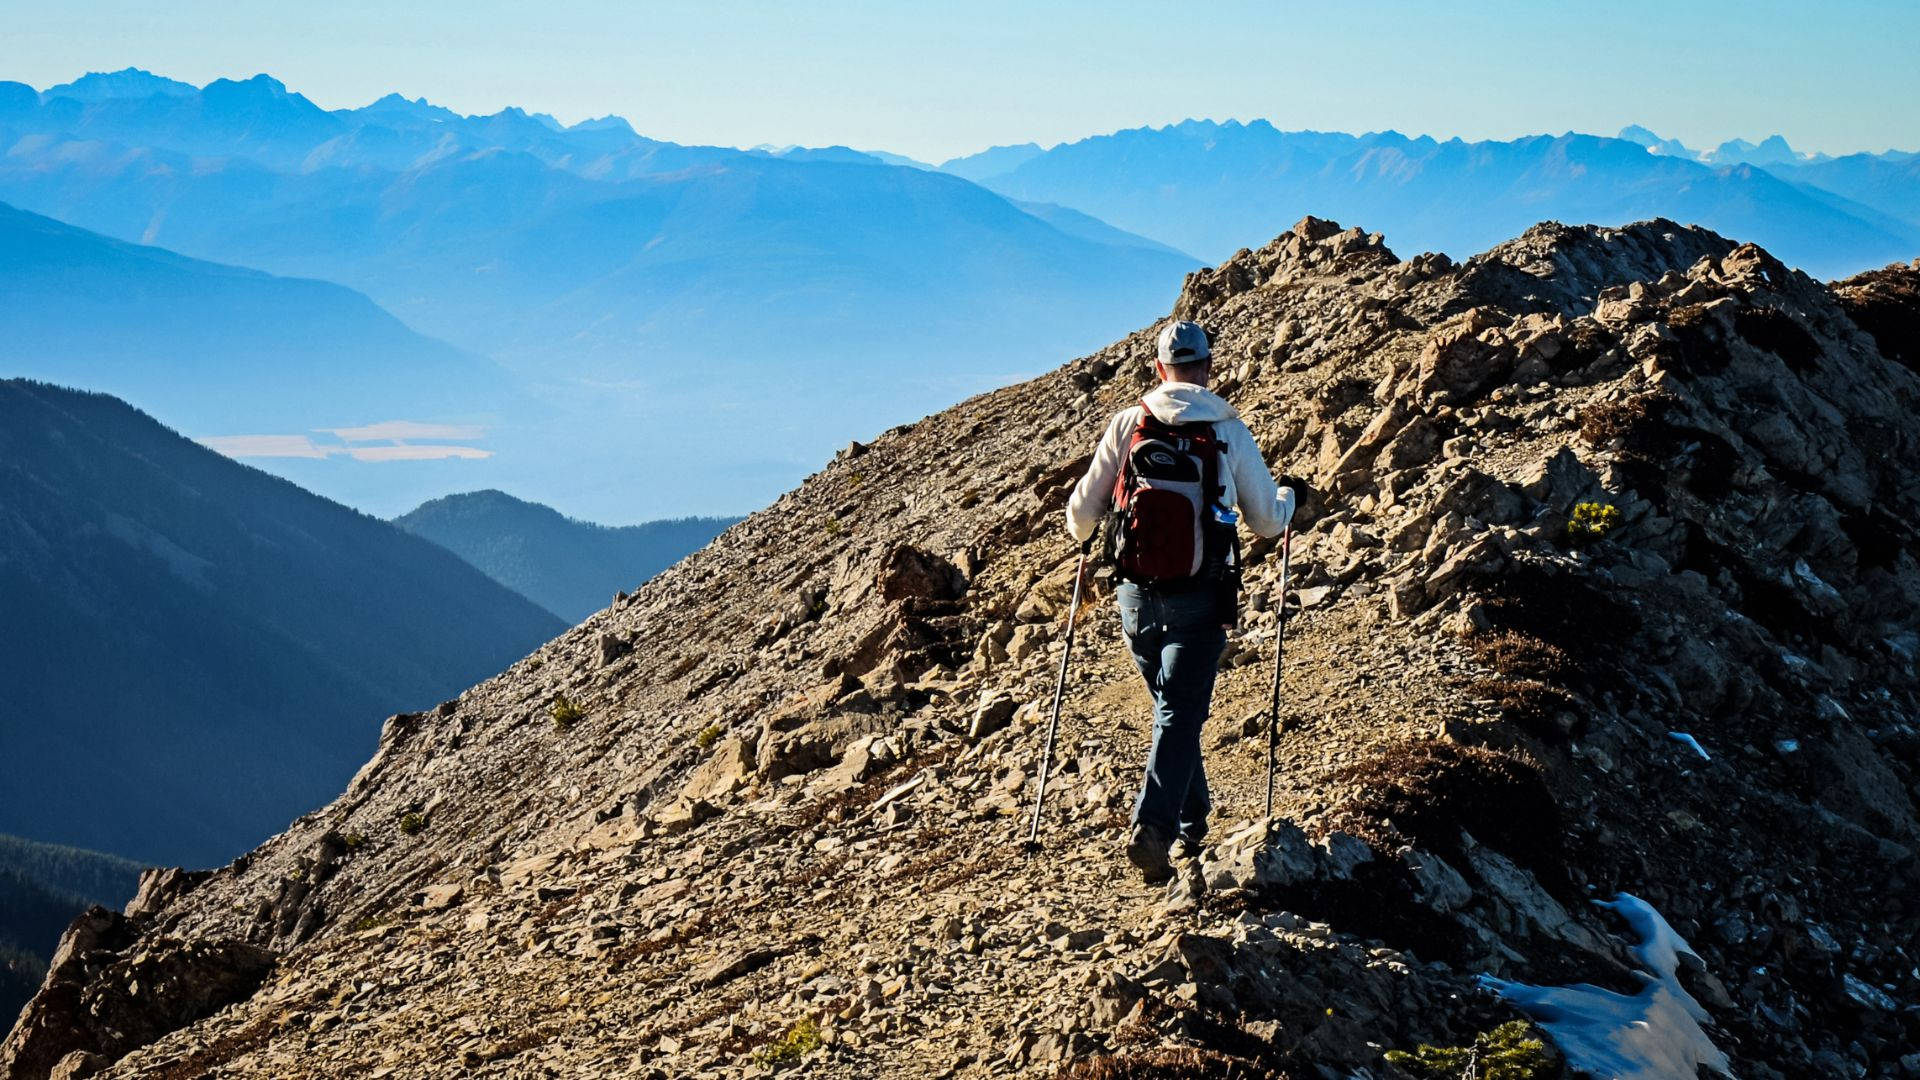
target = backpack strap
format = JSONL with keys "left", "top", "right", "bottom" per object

{"left": 1201, "top": 422, "right": 1223, "bottom": 509}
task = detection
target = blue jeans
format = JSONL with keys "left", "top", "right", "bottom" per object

{"left": 1116, "top": 582, "right": 1226, "bottom": 842}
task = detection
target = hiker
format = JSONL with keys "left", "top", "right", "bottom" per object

{"left": 1065, "top": 320, "right": 1295, "bottom": 883}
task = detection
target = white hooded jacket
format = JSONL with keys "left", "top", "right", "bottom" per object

{"left": 1066, "top": 382, "right": 1295, "bottom": 543}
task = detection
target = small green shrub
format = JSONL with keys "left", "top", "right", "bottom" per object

{"left": 1566, "top": 500, "right": 1621, "bottom": 542}
{"left": 398, "top": 812, "right": 427, "bottom": 836}
{"left": 1385, "top": 1020, "right": 1556, "bottom": 1080}
{"left": 824, "top": 516, "right": 843, "bottom": 537}
{"left": 753, "top": 1016, "right": 822, "bottom": 1067}
{"left": 549, "top": 694, "right": 585, "bottom": 729}
{"left": 342, "top": 831, "right": 366, "bottom": 851}
{"left": 528, "top": 657, "right": 545, "bottom": 671}
{"left": 695, "top": 724, "right": 723, "bottom": 749}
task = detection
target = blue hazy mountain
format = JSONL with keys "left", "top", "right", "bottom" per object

{"left": 39, "top": 67, "right": 196, "bottom": 103}
{"left": 1617, "top": 124, "right": 1695, "bottom": 159}
{"left": 0, "top": 73, "right": 1195, "bottom": 373}
{"left": 1760, "top": 154, "right": 1920, "bottom": 232}
{"left": 0, "top": 200, "right": 504, "bottom": 437}
{"left": 940, "top": 141, "right": 1045, "bottom": 182}
{"left": 394, "top": 490, "right": 740, "bottom": 623}
{"left": 1616, "top": 125, "right": 1920, "bottom": 233}
{"left": 0, "top": 73, "right": 1196, "bottom": 520}
{"left": 0, "top": 380, "right": 565, "bottom": 869}
{"left": 947, "top": 120, "right": 1920, "bottom": 278}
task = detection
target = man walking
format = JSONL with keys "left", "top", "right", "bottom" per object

{"left": 1066, "top": 320, "right": 1294, "bottom": 883}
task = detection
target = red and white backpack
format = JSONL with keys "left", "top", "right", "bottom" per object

{"left": 1108, "top": 406, "right": 1232, "bottom": 581}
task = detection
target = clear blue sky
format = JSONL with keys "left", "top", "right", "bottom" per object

{"left": 9, "top": 0, "right": 1919, "bottom": 161}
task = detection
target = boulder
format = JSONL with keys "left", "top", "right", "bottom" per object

{"left": 597, "top": 633, "right": 632, "bottom": 666}
{"left": 654, "top": 798, "right": 720, "bottom": 836}
{"left": 1015, "top": 559, "right": 1082, "bottom": 622}
{"left": 1200, "top": 819, "right": 1318, "bottom": 892}
{"left": 415, "top": 883, "right": 464, "bottom": 911}
{"left": 50, "top": 1051, "right": 108, "bottom": 1080}
{"left": 1400, "top": 848, "right": 1473, "bottom": 912}
{"left": 123, "top": 867, "right": 212, "bottom": 921}
{"left": 0, "top": 918, "right": 276, "bottom": 1080}
{"left": 877, "top": 545, "right": 964, "bottom": 602}
{"left": 681, "top": 735, "right": 756, "bottom": 802}
{"left": 969, "top": 691, "right": 1019, "bottom": 740}
{"left": 1416, "top": 315, "right": 1516, "bottom": 404}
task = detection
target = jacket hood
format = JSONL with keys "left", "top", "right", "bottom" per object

{"left": 1142, "top": 382, "right": 1240, "bottom": 424}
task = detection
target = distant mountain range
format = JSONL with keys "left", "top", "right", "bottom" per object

{"left": 395, "top": 490, "right": 739, "bottom": 623}
{"left": 0, "top": 71, "right": 1195, "bottom": 369}
{"left": 0, "top": 69, "right": 1197, "bottom": 521}
{"left": 1617, "top": 124, "right": 1917, "bottom": 167}
{"left": 942, "top": 120, "right": 1920, "bottom": 278}
{"left": 0, "top": 834, "right": 142, "bottom": 1026}
{"left": 0, "top": 380, "right": 564, "bottom": 868}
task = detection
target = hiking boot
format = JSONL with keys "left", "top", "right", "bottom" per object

{"left": 1126, "top": 824, "right": 1174, "bottom": 883}
{"left": 1169, "top": 836, "right": 1202, "bottom": 861}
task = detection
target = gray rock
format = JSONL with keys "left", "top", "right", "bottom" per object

{"left": 1201, "top": 819, "right": 1318, "bottom": 891}
{"left": 969, "top": 691, "right": 1018, "bottom": 740}
{"left": 1399, "top": 849, "right": 1472, "bottom": 912}
{"left": 1316, "top": 832, "right": 1375, "bottom": 880}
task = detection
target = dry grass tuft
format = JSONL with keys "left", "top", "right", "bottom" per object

{"left": 1467, "top": 631, "right": 1575, "bottom": 683}
{"left": 1464, "top": 676, "right": 1580, "bottom": 740}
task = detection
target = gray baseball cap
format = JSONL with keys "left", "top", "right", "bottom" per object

{"left": 1156, "top": 320, "right": 1211, "bottom": 367}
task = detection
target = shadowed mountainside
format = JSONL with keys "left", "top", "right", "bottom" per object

{"left": 0, "top": 382, "right": 564, "bottom": 869}
{"left": 394, "top": 491, "right": 740, "bottom": 623}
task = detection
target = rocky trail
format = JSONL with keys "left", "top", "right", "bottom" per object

{"left": 6, "top": 217, "right": 1919, "bottom": 1080}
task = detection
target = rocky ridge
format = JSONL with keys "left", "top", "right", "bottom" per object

{"left": 6, "top": 217, "right": 1919, "bottom": 1079}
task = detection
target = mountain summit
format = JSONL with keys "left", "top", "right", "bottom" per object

{"left": 5, "top": 220, "right": 1917, "bottom": 1078}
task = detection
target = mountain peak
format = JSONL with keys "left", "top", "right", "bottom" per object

{"left": 353, "top": 92, "right": 459, "bottom": 124}
{"left": 1615, "top": 123, "right": 1693, "bottom": 156}
{"left": 40, "top": 67, "right": 197, "bottom": 102}
{"left": 1706, "top": 133, "right": 1814, "bottom": 166}
{"left": 569, "top": 114, "right": 635, "bottom": 134}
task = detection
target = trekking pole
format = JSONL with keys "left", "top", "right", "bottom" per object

{"left": 1265, "top": 527, "right": 1293, "bottom": 830}
{"left": 1024, "top": 537, "right": 1093, "bottom": 854}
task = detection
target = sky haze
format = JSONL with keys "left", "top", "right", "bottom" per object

{"left": 10, "top": 0, "right": 1919, "bottom": 161}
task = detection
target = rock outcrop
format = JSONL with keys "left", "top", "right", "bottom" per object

{"left": 7, "top": 218, "right": 1918, "bottom": 1080}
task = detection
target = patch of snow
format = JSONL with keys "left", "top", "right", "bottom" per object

{"left": 1667, "top": 731, "right": 1711, "bottom": 761}
{"left": 1480, "top": 893, "right": 1731, "bottom": 1080}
